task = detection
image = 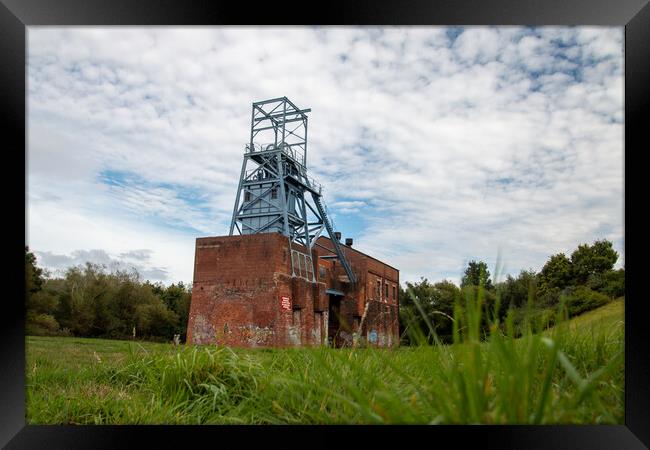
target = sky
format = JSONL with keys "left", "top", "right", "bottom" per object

{"left": 26, "top": 26, "right": 624, "bottom": 286}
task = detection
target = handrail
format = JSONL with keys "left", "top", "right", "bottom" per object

{"left": 311, "top": 192, "right": 356, "bottom": 284}
{"left": 245, "top": 142, "right": 305, "bottom": 165}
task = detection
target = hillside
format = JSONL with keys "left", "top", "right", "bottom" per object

{"left": 563, "top": 297, "right": 624, "bottom": 331}
{"left": 25, "top": 298, "right": 624, "bottom": 425}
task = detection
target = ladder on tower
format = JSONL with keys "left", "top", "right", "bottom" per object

{"left": 311, "top": 192, "right": 357, "bottom": 284}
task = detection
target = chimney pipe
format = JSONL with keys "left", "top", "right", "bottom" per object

{"left": 345, "top": 238, "right": 353, "bottom": 247}
{"left": 334, "top": 231, "right": 341, "bottom": 242}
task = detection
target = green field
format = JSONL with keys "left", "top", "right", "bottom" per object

{"left": 26, "top": 298, "right": 624, "bottom": 425}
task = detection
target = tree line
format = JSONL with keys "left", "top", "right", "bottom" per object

{"left": 25, "top": 247, "right": 191, "bottom": 342}
{"left": 398, "top": 239, "right": 624, "bottom": 344}
{"left": 26, "top": 239, "right": 624, "bottom": 345}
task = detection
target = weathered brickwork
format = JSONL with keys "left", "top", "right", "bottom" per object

{"left": 186, "top": 232, "right": 399, "bottom": 348}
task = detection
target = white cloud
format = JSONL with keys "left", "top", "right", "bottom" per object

{"left": 27, "top": 199, "right": 196, "bottom": 284}
{"left": 453, "top": 27, "right": 501, "bottom": 64}
{"left": 27, "top": 26, "right": 624, "bottom": 285}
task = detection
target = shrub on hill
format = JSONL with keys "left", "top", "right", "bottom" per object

{"left": 563, "top": 286, "right": 610, "bottom": 317}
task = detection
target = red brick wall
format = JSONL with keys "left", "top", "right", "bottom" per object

{"left": 187, "top": 233, "right": 400, "bottom": 348}
{"left": 314, "top": 236, "right": 400, "bottom": 346}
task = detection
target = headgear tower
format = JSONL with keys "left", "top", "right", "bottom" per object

{"left": 229, "top": 97, "right": 356, "bottom": 283}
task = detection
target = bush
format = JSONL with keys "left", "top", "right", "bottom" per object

{"left": 26, "top": 313, "right": 61, "bottom": 336}
{"left": 564, "top": 286, "right": 610, "bottom": 316}
{"left": 135, "top": 300, "right": 179, "bottom": 340}
{"left": 537, "top": 287, "right": 561, "bottom": 309}
{"left": 59, "top": 327, "right": 73, "bottom": 337}
{"left": 506, "top": 306, "right": 557, "bottom": 337}
{"left": 495, "top": 270, "right": 538, "bottom": 312}
{"left": 601, "top": 269, "right": 625, "bottom": 299}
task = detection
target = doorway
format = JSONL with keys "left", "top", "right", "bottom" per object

{"left": 327, "top": 294, "right": 345, "bottom": 348}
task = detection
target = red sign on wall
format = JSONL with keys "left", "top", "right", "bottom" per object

{"left": 280, "top": 296, "right": 292, "bottom": 310}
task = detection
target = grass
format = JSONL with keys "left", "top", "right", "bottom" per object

{"left": 26, "top": 298, "right": 624, "bottom": 425}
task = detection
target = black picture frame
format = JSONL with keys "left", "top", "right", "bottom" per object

{"left": 2, "top": 0, "right": 648, "bottom": 448}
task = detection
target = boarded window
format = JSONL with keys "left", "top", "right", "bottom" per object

{"left": 292, "top": 250, "right": 314, "bottom": 281}
{"left": 314, "top": 312, "right": 322, "bottom": 344}
{"left": 319, "top": 266, "right": 326, "bottom": 279}
{"left": 305, "top": 255, "right": 314, "bottom": 280}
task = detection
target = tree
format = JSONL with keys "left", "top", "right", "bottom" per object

{"left": 570, "top": 240, "right": 618, "bottom": 285}
{"left": 159, "top": 282, "right": 192, "bottom": 341}
{"left": 429, "top": 280, "right": 461, "bottom": 341}
{"left": 461, "top": 260, "right": 493, "bottom": 290}
{"left": 601, "top": 268, "right": 625, "bottom": 298}
{"left": 25, "top": 246, "right": 44, "bottom": 297}
{"left": 25, "top": 247, "right": 62, "bottom": 336}
{"left": 59, "top": 264, "right": 103, "bottom": 336}
{"left": 539, "top": 253, "right": 573, "bottom": 292}
{"left": 24, "top": 248, "right": 193, "bottom": 341}
{"left": 398, "top": 278, "right": 461, "bottom": 344}
{"left": 135, "top": 299, "right": 179, "bottom": 340}
{"left": 496, "top": 270, "right": 538, "bottom": 312}
{"left": 110, "top": 269, "right": 155, "bottom": 338}
{"left": 399, "top": 278, "right": 435, "bottom": 345}
{"left": 458, "top": 283, "right": 498, "bottom": 338}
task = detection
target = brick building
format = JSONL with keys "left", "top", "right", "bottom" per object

{"left": 186, "top": 233, "right": 399, "bottom": 347}
{"left": 186, "top": 97, "right": 399, "bottom": 348}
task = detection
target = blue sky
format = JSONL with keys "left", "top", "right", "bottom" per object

{"left": 26, "top": 26, "right": 624, "bottom": 285}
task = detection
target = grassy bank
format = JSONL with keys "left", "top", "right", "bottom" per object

{"left": 26, "top": 298, "right": 624, "bottom": 425}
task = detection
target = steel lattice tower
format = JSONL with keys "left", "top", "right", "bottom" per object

{"left": 229, "top": 97, "right": 356, "bottom": 283}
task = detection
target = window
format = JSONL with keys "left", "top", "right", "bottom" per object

{"left": 292, "top": 249, "right": 314, "bottom": 281}
{"left": 319, "top": 266, "right": 326, "bottom": 279}
{"left": 385, "top": 283, "right": 389, "bottom": 298}
{"left": 244, "top": 191, "right": 251, "bottom": 202}
{"left": 393, "top": 286, "right": 396, "bottom": 301}
{"left": 376, "top": 280, "right": 381, "bottom": 299}
{"left": 271, "top": 187, "right": 278, "bottom": 199}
